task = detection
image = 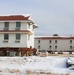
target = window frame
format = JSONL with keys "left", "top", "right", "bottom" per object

{"left": 55, "top": 45, "right": 57, "bottom": 49}
{"left": 16, "top": 22, "right": 21, "bottom": 28}
{"left": 55, "top": 40, "right": 57, "bottom": 44}
{"left": 4, "top": 22, "right": 9, "bottom": 30}
{"left": 70, "top": 40, "right": 72, "bottom": 44}
{"left": 70, "top": 46, "right": 72, "bottom": 49}
{"left": 49, "top": 45, "right": 51, "bottom": 49}
{"left": 16, "top": 33, "right": 21, "bottom": 40}
{"left": 4, "top": 33, "right": 9, "bottom": 40}
{"left": 4, "top": 22, "right": 9, "bottom": 27}
{"left": 38, "top": 45, "right": 40, "bottom": 49}
{"left": 49, "top": 40, "right": 51, "bottom": 44}
{"left": 38, "top": 40, "right": 40, "bottom": 44}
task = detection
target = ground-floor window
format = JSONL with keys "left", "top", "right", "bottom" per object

{"left": 16, "top": 33, "right": 20, "bottom": 40}
{"left": 4, "top": 33, "right": 9, "bottom": 40}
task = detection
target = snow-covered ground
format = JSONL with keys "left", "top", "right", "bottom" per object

{"left": 0, "top": 56, "right": 74, "bottom": 75}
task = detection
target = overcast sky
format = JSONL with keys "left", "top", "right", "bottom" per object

{"left": 0, "top": 0, "right": 74, "bottom": 36}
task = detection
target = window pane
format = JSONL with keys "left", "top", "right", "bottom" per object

{"left": 55, "top": 40, "right": 57, "bottom": 44}
{"left": 4, "top": 22, "right": 9, "bottom": 27}
{"left": 49, "top": 46, "right": 51, "bottom": 49}
{"left": 16, "top": 22, "right": 21, "bottom": 27}
{"left": 16, "top": 34, "right": 20, "bottom": 40}
{"left": 49, "top": 40, "right": 51, "bottom": 44}
{"left": 4, "top": 34, "right": 9, "bottom": 40}
{"left": 38, "top": 45, "right": 40, "bottom": 49}
{"left": 70, "top": 46, "right": 72, "bottom": 49}
{"left": 55, "top": 46, "right": 57, "bottom": 49}
{"left": 70, "top": 40, "right": 72, "bottom": 44}
{"left": 38, "top": 40, "right": 40, "bottom": 44}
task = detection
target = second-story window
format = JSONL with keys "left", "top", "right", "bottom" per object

{"left": 4, "top": 22, "right": 9, "bottom": 30}
{"left": 55, "top": 40, "right": 57, "bottom": 44}
{"left": 49, "top": 40, "right": 51, "bottom": 44}
{"left": 70, "top": 40, "right": 72, "bottom": 44}
{"left": 38, "top": 40, "right": 40, "bottom": 44}
{"left": 16, "top": 22, "right": 21, "bottom": 30}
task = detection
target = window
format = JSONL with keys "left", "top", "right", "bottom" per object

{"left": 38, "top": 45, "right": 40, "bottom": 49}
{"left": 70, "top": 40, "right": 72, "bottom": 44}
{"left": 16, "top": 34, "right": 20, "bottom": 40}
{"left": 49, "top": 46, "right": 51, "bottom": 49}
{"left": 49, "top": 40, "right": 51, "bottom": 44}
{"left": 55, "top": 40, "right": 57, "bottom": 44}
{"left": 55, "top": 46, "right": 57, "bottom": 49}
{"left": 70, "top": 46, "right": 72, "bottom": 49}
{"left": 15, "top": 34, "right": 21, "bottom": 42}
{"left": 4, "top": 33, "right": 9, "bottom": 40}
{"left": 16, "top": 22, "right": 21, "bottom": 27}
{"left": 4, "top": 22, "right": 9, "bottom": 30}
{"left": 3, "top": 34, "right": 9, "bottom": 42}
{"left": 38, "top": 40, "right": 40, "bottom": 44}
{"left": 16, "top": 22, "right": 21, "bottom": 30}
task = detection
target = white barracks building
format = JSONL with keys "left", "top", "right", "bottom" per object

{"left": 0, "top": 15, "right": 38, "bottom": 56}
{"left": 35, "top": 35, "right": 74, "bottom": 54}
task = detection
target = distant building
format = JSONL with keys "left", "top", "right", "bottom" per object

{"left": 35, "top": 35, "right": 74, "bottom": 54}
{"left": 0, "top": 15, "right": 38, "bottom": 56}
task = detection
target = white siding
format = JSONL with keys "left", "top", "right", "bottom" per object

{"left": 21, "top": 22, "right": 27, "bottom": 30}
{"left": 0, "top": 22, "right": 4, "bottom": 30}
{"left": 35, "top": 38, "right": 74, "bottom": 51}
{"left": 9, "top": 22, "right": 16, "bottom": 30}
{"left": 0, "top": 20, "right": 36, "bottom": 48}
{"left": 0, "top": 33, "right": 28, "bottom": 48}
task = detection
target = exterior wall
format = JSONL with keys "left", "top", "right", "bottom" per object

{"left": 0, "top": 33, "right": 27, "bottom": 48}
{"left": 0, "top": 22, "right": 4, "bottom": 30}
{"left": 34, "top": 38, "right": 74, "bottom": 52}
{"left": 27, "top": 24, "right": 34, "bottom": 33}
{"left": 0, "top": 21, "right": 35, "bottom": 48}
{"left": 27, "top": 32, "right": 34, "bottom": 48}
{"left": 21, "top": 22, "right": 27, "bottom": 30}
{"left": 30, "top": 33, "right": 34, "bottom": 48}
{"left": 0, "top": 21, "right": 28, "bottom": 30}
{"left": 27, "top": 25, "right": 35, "bottom": 48}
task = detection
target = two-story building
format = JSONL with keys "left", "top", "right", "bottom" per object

{"left": 0, "top": 15, "right": 38, "bottom": 56}
{"left": 35, "top": 35, "right": 74, "bottom": 54}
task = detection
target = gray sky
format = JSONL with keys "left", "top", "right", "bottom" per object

{"left": 0, "top": 0, "right": 74, "bottom": 36}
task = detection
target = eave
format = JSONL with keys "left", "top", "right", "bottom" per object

{"left": 0, "top": 30, "right": 33, "bottom": 35}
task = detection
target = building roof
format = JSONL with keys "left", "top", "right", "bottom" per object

{"left": 0, "top": 14, "right": 38, "bottom": 28}
{"left": 0, "top": 15, "right": 30, "bottom": 20}
{"left": 35, "top": 36, "right": 74, "bottom": 39}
